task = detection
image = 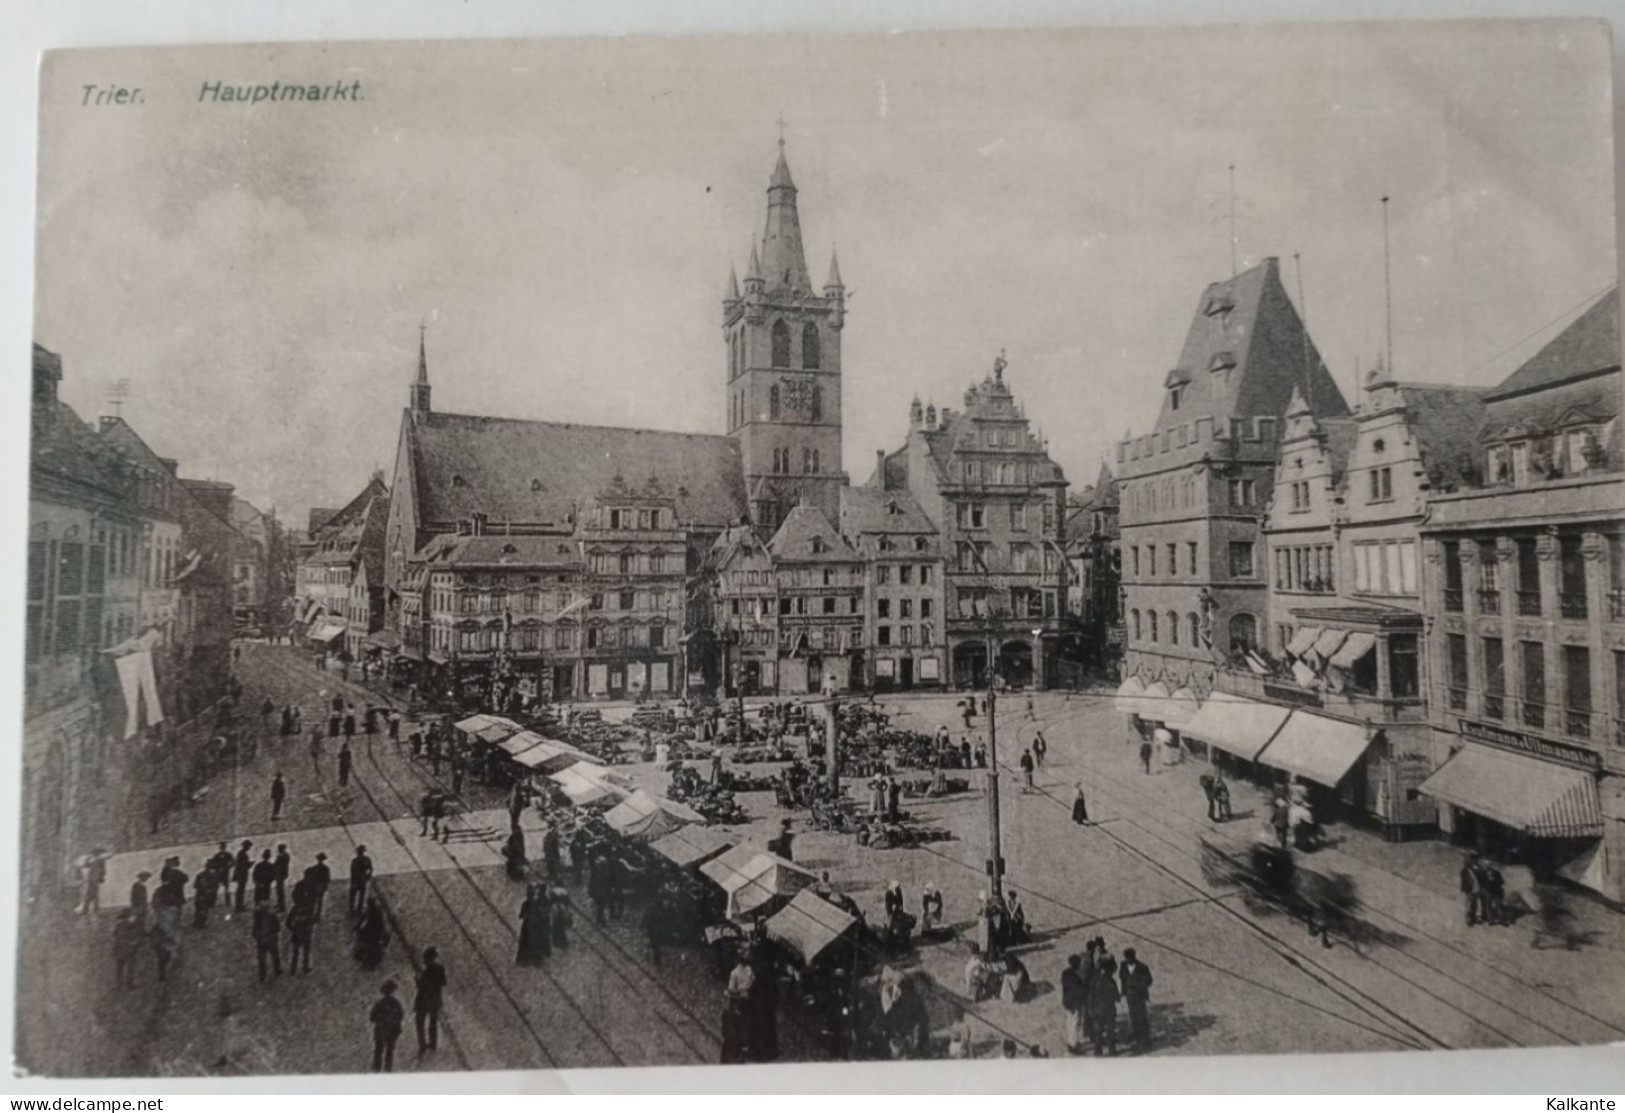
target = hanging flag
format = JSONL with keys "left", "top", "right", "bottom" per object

{"left": 554, "top": 594, "right": 591, "bottom": 620}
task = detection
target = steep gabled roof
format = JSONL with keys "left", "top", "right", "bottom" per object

{"left": 767, "top": 503, "right": 858, "bottom": 563}
{"left": 307, "top": 507, "right": 341, "bottom": 535}
{"left": 1155, "top": 257, "right": 1349, "bottom": 431}
{"left": 1395, "top": 383, "right": 1490, "bottom": 490}
{"left": 839, "top": 486, "right": 936, "bottom": 535}
{"left": 409, "top": 411, "right": 746, "bottom": 531}
{"left": 1485, "top": 289, "right": 1619, "bottom": 402}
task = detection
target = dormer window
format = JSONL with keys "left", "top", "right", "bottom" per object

{"left": 451, "top": 475, "right": 467, "bottom": 488}
{"left": 501, "top": 543, "right": 518, "bottom": 555}
{"left": 530, "top": 479, "right": 543, "bottom": 492}
{"left": 1169, "top": 386, "right": 1184, "bottom": 412}
{"left": 1203, "top": 295, "right": 1235, "bottom": 317}
{"left": 1372, "top": 438, "right": 1386, "bottom": 454}
{"left": 811, "top": 536, "right": 826, "bottom": 554}
{"left": 913, "top": 536, "right": 928, "bottom": 551}
{"left": 1208, "top": 351, "right": 1237, "bottom": 373}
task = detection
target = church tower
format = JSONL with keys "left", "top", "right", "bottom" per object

{"left": 409, "top": 325, "right": 432, "bottom": 419}
{"left": 723, "top": 143, "right": 847, "bottom": 534}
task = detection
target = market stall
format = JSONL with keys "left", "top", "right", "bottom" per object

{"left": 550, "top": 765, "right": 630, "bottom": 808}
{"left": 649, "top": 823, "right": 736, "bottom": 869}
{"left": 604, "top": 790, "right": 707, "bottom": 842}
{"left": 699, "top": 844, "right": 815, "bottom": 922}
{"left": 765, "top": 889, "right": 859, "bottom": 969}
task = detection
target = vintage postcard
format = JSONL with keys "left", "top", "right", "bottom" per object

{"left": 18, "top": 21, "right": 1624, "bottom": 1079}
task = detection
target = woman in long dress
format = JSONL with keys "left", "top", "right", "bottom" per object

{"left": 1071, "top": 783, "right": 1089, "bottom": 824}
{"left": 516, "top": 885, "right": 552, "bottom": 967}
{"left": 355, "top": 897, "right": 390, "bottom": 970}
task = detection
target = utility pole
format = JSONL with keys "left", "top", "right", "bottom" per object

{"left": 824, "top": 695, "right": 840, "bottom": 795}
{"left": 984, "top": 628, "right": 1004, "bottom": 901}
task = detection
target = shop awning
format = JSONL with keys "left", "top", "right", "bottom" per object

{"left": 310, "top": 623, "right": 346, "bottom": 644}
{"left": 765, "top": 890, "right": 858, "bottom": 966}
{"left": 1419, "top": 745, "right": 1603, "bottom": 838}
{"left": 1286, "top": 627, "right": 1323, "bottom": 657}
{"left": 603, "top": 790, "right": 707, "bottom": 841}
{"left": 650, "top": 824, "right": 736, "bottom": 868}
{"left": 699, "top": 846, "right": 815, "bottom": 921}
{"left": 1257, "top": 711, "right": 1372, "bottom": 788}
{"left": 1328, "top": 633, "right": 1376, "bottom": 670}
{"left": 1140, "top": 681, "right": 1172, "bottom": 722}
{"left": 1311, "top": 629, "right": 1348, "bottom": 659}
{"left": 1178, "top": 691, "right": 1291, "bottom": 761}
{"left": 1113, "top": 676, "right": 1148, "bottom": 716}
{"left": 1163, "top": 688, "right": 1202, "bottom": 730}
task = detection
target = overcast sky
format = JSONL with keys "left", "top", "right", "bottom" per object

{"left": 34, "top": 21, "right": 1616, "bottom": 517}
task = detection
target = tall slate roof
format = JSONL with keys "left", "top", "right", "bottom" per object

{"left": 1395, "top": 383, "right": 1490, "bottom": 490}
{"left": 839, "top": 486, "right": 936, "bottom": 535}
{"left": 406, "top": 411, "right": 747, "bottom": 531}
{"left": 767, "top": 502, "right": 858, "bottom": 563}
{"left": 1485, "top": 289, "right": 1620, "bottom": 402}
{"left": 1155, "top": 256, "right": 1349, "bottom": 431}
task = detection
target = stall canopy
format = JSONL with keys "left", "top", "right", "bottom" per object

{"left": 549, "top": 766, "right": 629, "bottom": 807}
{"left": 506, "top": 734, "right": 602, "bottom": 774}
{"left": 700, "top": 846, "right": 815, "bottom": 921}
{"left": 1419, "top": 745, "right": 1604, "bottom": 838}
{"left": 1328, "top": 633, "right": 1376, "bottom": 670}
{"left": 1178, "top": 691, "right": 1291, "bottom": 761}
{"left": 650, "top": 824, "right": 735, "bottom": 868}
{"left": 1163, "top": 688, "right": 1202, "bottom": 730}
{"left": 1113, "top": 676, "right": 1148, "bottom": 717}
{"left": 1256, "top": 710, "right": 1372, "bottom": 787}
{"left": 366, "top": 629, "right": 403, "bottom": 651}
{"left": 765, "top": 890, "right": 859, "bottom": 965}
{"left": 456, "top": 714, "right": 520, "bottom": 735}
{"left": 1286, "top": 627, "right": 1323, "bottom": 657}
{"left": 604, "top": 790, "right": 706, "bottom": 841}
{"left": 310, "top": 623, "right": 346, "bottom": 644}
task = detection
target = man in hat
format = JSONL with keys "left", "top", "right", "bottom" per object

{"left": 112, "top": 909, "right": 143, "bottom": 989}
{"left": 307, "top": 852, "right": 332, "bottom": 921}
{"left": 79, "top": 848, "right": 108, "bottom": 915}
{"left": 192, "top": 858, "right": 220, "bottom": 928}
{"left": 252, "top": 899, "right": 282, "bottom": 981}
{"left": 1119, "top": 947, "right": 1154, "bottom": 1051}
{"left": 252, "top": 848, "right": 277, "bottom": 908}
{"left": 286, "top": 895, "right": 316, "bottom": 975}
{"left": 338, "top": 741, "right": 353, "bottom": 789}
{"left": 414, "top": 945, "right": 448, "bottom": 1056}
{"left": 1060, "top": 953, "right": 1086, "bottom": 1053}
{"left": 370, "top": 980, "right": 405, "bottom": 1072}
{"left": 271, "top": 771, "right": 287, "bottom": 820}
{"left": 349, "top": 845, "right": 374, "bottom": 917}
{"left": 207, "top": 841, "right": 234, "bottom": 884}
{"left": 232, "top": 840, "right": 254, "bottom": 912}
{"left": 273, "top": 844, "right": 292, "bottom": 911}
{"left": 128, "top": 870, "right": 152, "bottom": 930}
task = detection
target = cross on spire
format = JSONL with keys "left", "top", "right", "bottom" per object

{"left": 776, "top": 113, "right": 788, "bottom": 149}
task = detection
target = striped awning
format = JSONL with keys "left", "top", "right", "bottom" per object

{"left": 1311, "top": 629, "right": 1348, "bottom": 659}
{"left": 1257, "top": 711, "right": 1372, "bottom": 788}
{"left": 1420, "top": 744, "right": 1603, "bottom": 838}
{"left": 1113, "top": 676, "right": 1148, "bottom": 717}
{"left": 1286, "top": 627, "right": 1322, "bottom": 656}
{"left": 1178, "top": 690, "right": 1291, "bottom": 762}
{"left": 1163, "top": 688, "right": 1202, "bottom": 730}
{"left": 1329, "top": 633, "right": 1376, "bottom": 669}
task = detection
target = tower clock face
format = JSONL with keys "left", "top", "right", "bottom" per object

{"left": 781, "top": 376, "right": 815, "bottom": 417}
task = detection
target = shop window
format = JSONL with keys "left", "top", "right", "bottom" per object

{"left": 1388, "top": 633, "right": 1419, "bottom": 699}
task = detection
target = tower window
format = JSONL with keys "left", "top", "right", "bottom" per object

{"left": 770, "top": 385, "right": 781, "bottom": 420}
{"left": 811, "top": 385, "right": 823, "bottom": 423}
{"left": 802, "top": 322, "right": 821, "bottom": 370}
{"left": 771, "top": 319, "right": 791, "bottom": 368}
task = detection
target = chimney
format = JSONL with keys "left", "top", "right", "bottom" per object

{"left": 99, "top": 416, "right": 118, "bottom": 433}
{"left": 875, "top": 449, "right": 886, "bottom": 487}
{"left": 471, "top": 512, "right": 487, "bottom": 536}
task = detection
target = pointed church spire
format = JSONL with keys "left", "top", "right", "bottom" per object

{"left": 727, "top": 265, "right": 741, "bottom": 302}
{"left": 410, "top": 324, "right": 432, "bottom": 417}
{"left": 761, "top": 144, "right": 811, "bottom": 293}
{"left": 825, "top": 247, "right": 843, "bottom": 291}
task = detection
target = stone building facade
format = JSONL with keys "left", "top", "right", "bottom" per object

{"left": 1418, "top": 289, "right": 1625, "bottom": 900}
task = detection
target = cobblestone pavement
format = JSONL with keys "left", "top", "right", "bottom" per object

{"left": 24, "top": 645, "right": 1625, "bottom": 1076}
